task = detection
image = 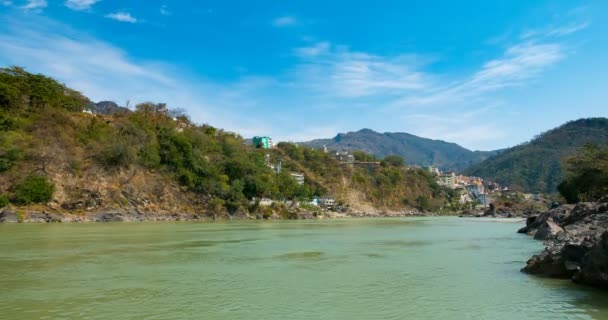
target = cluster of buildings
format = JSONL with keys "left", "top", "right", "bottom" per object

{"left": 263, "top": 153, "right": 305, "bottom": 186}
{"left": 252, "top": 137, "right": 339, "bottom": 208}
{"left": 425, "top": 166, "right": 498, "bottom": 206}
{"left": 425, "top": 165, "right": 545, "bottom": 207}
{"left": 250, "top": 196, "right": 336, "bottom": 208}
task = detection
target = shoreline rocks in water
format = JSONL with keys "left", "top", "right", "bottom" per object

{"left": 459, "top": 206, "right": 540, "bottom": 218}
{"left": 520, "top": 199, "right": 608, "bottom": 289}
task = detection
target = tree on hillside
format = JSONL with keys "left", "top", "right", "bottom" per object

{"left": 558, "top": 144, "right": 608, "bottom": 203}
{"left": 381, "top": 155, "right": 405, "bottom": 167}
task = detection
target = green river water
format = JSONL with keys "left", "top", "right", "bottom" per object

{"left": 1, "top": 217, "right": 608, "bottom": 319}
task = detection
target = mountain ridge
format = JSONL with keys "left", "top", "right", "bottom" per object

{"left": 301, "top": 128, "right": 500, "bottom": 171}
{"left": 463, "top": 117, "right": 608, "bottom": 193}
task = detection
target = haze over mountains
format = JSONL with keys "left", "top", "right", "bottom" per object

{"left": 301, "top": 129, "right": 500, "bottom": 171}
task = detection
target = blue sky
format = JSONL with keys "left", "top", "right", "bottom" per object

{"left": 0, "top": 1, "right": 606, "bottom": 150}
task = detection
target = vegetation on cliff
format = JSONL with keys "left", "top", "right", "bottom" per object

{"left": 0, "top": 67, "right": 453, "bottom": 216}
{"left": 464, "top": 118, "right": 608, "bottom": 193}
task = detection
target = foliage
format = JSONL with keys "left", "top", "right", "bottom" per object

{"left": 558, "top": 144, "right": 608, "bottom": 203}
{"left": 465, "top": 118, "right": 608, "bottom": 193}
{"left": 381, "top": 155, "right": 405, "bottom": 167}
{"left": 0, "top": 194, "right": 8, "bottom": 208}
{"left": 0, "top": 66, "right": 88, "bottom": 112}
{"left": 12, "top": 175, "right": 55, "bottom": 205}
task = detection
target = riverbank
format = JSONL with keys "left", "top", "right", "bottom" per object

{"left": 0, "top": 206, "right": 442, "bottom": 223}
{"left": 519, "top": 198, "right": 608, "bottom": 289}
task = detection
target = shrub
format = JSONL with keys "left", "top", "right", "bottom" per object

{"left": 97, "top": 140, "right": 137, "bottom": 168}
{"left": 0, "top": 194, "right": 9, "bottom": 208}
{"left": 12, "top": 175, "right": 55, "bottom": 204}
{"left": 558, "top": 144, "right": 608, "bottom": 203}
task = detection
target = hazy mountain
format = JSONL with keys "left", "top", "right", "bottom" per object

{"left": 87, "top": 101, "right": 131, "bottom": 115}
{"left": 463, "top": 118, "right": 608, "bottom": 193}
{"left": 301, "top": 128, "right": 499, "bottom": 171}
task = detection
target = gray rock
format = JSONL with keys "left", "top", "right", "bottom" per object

{"left": 0, "top": 209, "right": 19, "bottom": 223}
{"left": 522, "top": 200, "right": 608, "bottom": 289}
{"left": 574, "top": 231, "right": 608, "bottom": 288}
{"left": 534, "top": 218, "right": 564, "bottom": 240}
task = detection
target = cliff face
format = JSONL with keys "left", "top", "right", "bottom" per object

{"left": 520, "top": 199, "right": 608, "bottom": 289}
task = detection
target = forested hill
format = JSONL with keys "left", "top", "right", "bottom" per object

{"left": 0, "top": 67, "right": 455, "bottom": 219}
{"left": 463, "top": 118, "right": 608, "bottom": 193}
{"left": 301, "top": 129, "right": 498, "bottom": 171}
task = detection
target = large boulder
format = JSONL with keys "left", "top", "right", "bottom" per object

{"left": 534, "top": 218, "right": 564, "bottom": 240}
{"left": 574, "top": 231, "right": 608, "bottom": 288}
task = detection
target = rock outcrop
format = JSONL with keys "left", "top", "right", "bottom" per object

{"left": 521, "top": 200, "right": 608, "bottom": 289}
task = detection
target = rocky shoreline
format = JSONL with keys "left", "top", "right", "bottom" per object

{"left": 0, "top": 207, "right": 433, "bottom": 223}
{"left": 459, "top": 206, "right": 540, "bottom": 218}
{"left": 519, "top": 199, "right": 608, "bottom": 289}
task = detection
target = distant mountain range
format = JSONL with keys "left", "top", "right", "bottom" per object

{"left": 87, "top": 101, "right": 131, "bottom": 115}
{"left": 464, "top": 118, "right": 608, "bottom": 193}
{"left": 301, "top": 128, "right": 500, "bottom": 171}
{"left": 301, "top": 118, "right": 608, "bottom": 193}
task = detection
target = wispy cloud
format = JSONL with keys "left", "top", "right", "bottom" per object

{"left": 160, "top": 5, "right": 170, "bottom": 16}
{"left": 2, "top": 1, "right": 13, "bottom": 6}
{"left": 401, "top": 105, "right": 508, "bottom": 149}
{"left": 292, "top": 42, "right": 431, "bottom": 98}
{"left": 547, "top": 22, "right": 590, "bottom": 37}
{"left": 22, "top": 0, "right": 46, "bottom": 10}
{"left": 396, "top": 40, "right": 565, "bottom": 108}
{"left": 272, "top": 16, "right": 297, "bottom": 27}
{"left": 294, "top": 41, "right": 331, "bottom": 57}
{"left": 468, "top": 42, "right": 563, "bottom": 91}
{"left": 0, "top": 15, "right": 277, "bottom": 137}
{"left": 521, "top": 21, "right": 590, "bottom": 39}
{"left": 65, "top": 0, "right": 99, "bottom": 11}
{"left": 0, "top": 12, "right": 589, "bottom": 150}
{"left": 105, "top": 11, "right": 137, "bottom": 23}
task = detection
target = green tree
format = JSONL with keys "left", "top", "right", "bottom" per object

{"left": 381, "top": 155, "right": 405, "bottom": 167}
{"left": 0, "top": 194, "right": 8, "bottom": 208}
{"left": 558, "top": 144, "right": 608, "bottom": 203}
{"left": 12, "top": 175, "right": 55, "bottom": 204}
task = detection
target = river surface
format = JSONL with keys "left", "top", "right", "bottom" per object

{"left": 1, "top": 217, "right": 608, "bottom": 320}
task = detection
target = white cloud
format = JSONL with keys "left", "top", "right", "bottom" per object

{"left": 468, "top": 42, "right": 563, "bottom": 91}
{"left": 0, "top": 16, "right": 278, "bottom": 136}
{"left": 160, "top": 5, "right": 170, "bottom": 16}
{"left": 547, "top": 22, "right": 590, "bottom": 37}
{"left": 272, "top": 16, "right": 297, "bottom": 27}
{"left": 292, "top": 44, "right": 431, "bottom": 98}
{"left": 395, "top": 41, "right": 564, "bottom": 108}
{"left": 65, "top": 0, "right": 99, "bottom": 11}
{"left": 2, "top": 1, "right": 13, "bottom": 6}
{"left": 294, "top": 41, "right": 331, "bottom": 57}
{"left": 22, "top": 0, "right": 46, "bottom": 10}
{"left": 105, "top": 12, "right": 137, "bottom": 23}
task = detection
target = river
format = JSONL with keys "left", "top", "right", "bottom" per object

{"left": 1, "top": 217, "right": 608, "bottom": 319}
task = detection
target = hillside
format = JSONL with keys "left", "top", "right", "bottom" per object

{"left": 463, "top": 118, "right": 608, "bottom": 193}
{"left": 302, "top": 129, "right": 498, "bottom": 171}
{"left": 0, "top": 67, "right": 455, "bottom": 220}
